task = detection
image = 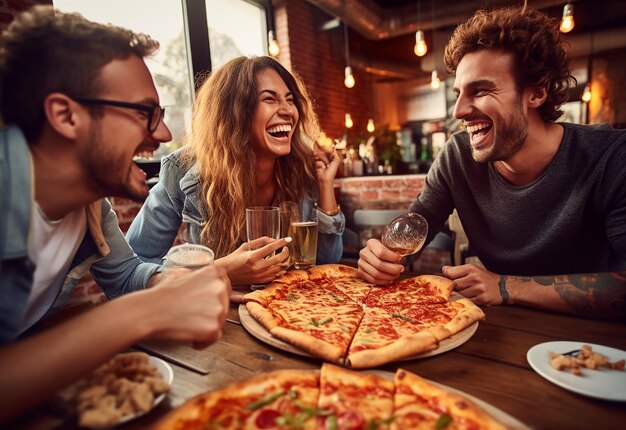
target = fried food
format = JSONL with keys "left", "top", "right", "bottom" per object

{"left": 71, "top": 352, "right": 170, "bottom": 428}
{"left": 548, "top": 344, "right": 625, "bottom": 376}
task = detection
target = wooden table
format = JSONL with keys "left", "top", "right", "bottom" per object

{"left": 8, "top": 302, "right": 626, "bottom": 429}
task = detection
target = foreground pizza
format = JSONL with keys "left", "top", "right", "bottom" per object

{"left": 153, "top": 364, "right": 508, "bottom": 430}
{"left": 243, "top": 265, "right": 485, "bottom": 368}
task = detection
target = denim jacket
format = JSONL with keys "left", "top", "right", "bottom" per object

{"left": 127, "top": 149, "right": 345, "bottom": 264}
{"left": 0, "top": 126, "right": 160, "bottom": 343}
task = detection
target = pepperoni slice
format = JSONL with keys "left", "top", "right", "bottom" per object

{"left": 255, "top": 409, "right": 281, "bottom": 429}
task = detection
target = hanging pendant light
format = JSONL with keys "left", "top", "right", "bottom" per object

{"left": 268, "top": 30, "right": 280, "bottom": 57}
{"left": 343, "top": 21, "right": 355, "bottom": 88}
{"left": 345, "top": 113, "right": 353, "bottom": 128}
{"left": 413, "top": 1, "right": 427, "bottom": 57}
{"left": 430, "top": 70, "right": 441, "bottom": 90}
{"left": 366, "top": 118, "right": 375, "bottom": 133}
{"left": 344, "top": 66, "right": 355, "bottom": 89}
{"left": 560, "top": 3, "right": 575, "bottom": 33}
{"left": 414, "top": 30, "right": 428, "bottom": 57}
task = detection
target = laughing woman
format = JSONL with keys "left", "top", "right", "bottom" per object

{"left": 126, "top": 56, "right": 344, "bottom": 286}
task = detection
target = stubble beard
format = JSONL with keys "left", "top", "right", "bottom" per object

{"left": 85, "top": 121, "right": 149, "bottom": 202}
{"left": 472, "top": 96, "right": 529, "bottom": 163}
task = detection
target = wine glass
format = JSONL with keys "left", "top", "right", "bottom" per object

{"left": 381, "top": 212, "right": 429, "bottom": 257}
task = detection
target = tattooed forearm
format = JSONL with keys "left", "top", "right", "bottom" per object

{"left": 529, "top": 272, "right": 626, "bottom": 319}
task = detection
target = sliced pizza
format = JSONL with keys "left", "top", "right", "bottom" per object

{"left": 318, "top": 364, "right": 395, "bottom": 430}
{"left": 152, "top": 369, "right": 319, "bottom": 430}
{"left": 346, "top": 307, "right": 439, "bottom": 369}
{"left": 391, "top": 368, "right": 507, "bottom": 430}
{"left": 365, "top": 274, "right": 454, "bottom": 309}
{"left": 383, "top": 297, "right": 484, "bottom": 341}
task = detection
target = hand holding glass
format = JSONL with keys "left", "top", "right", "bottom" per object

{"left": 381, "top": 213, "right": 428, "bottom": 257}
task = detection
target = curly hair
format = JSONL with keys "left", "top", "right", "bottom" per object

{"left": 180, "top": 56, "right": 320, "bottom": 258}
{"left": 444, "top": 6, "right": 575, "bottom": 122}
{"left": 0, "top": 5, "right": 159, "bottom": 141}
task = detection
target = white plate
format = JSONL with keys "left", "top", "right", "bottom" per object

{"left": 59, "top": 354, "right": 174, "bottom": 427}
{"left": 239, "top": 293, "right": 478, "bottom": 363}
{"left": 116, "top": 356, "right": 174, "bottom": 425}
{"left": 526, "top": 341, "right": 626, "bottom": 401}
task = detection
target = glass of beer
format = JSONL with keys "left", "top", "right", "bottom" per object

{"left": 289, "top": 205, "right": 318, "bottom": 270}
{"left": 163, "top": 243, "right": 215, "bottom": 270}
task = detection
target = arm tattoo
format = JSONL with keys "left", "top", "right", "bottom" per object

{"left": 533, "top": 272, "right": 626, "bottom": 319}
{"left": 499, "top": 275, "right": 509, "bottom": 305}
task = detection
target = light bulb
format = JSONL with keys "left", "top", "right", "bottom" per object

{"left": 268, "top": 30, "right": 280, "bottom": 56}
{"left": 344, "top": 66, "right": 355, "bottom": 88}
{"left": 414, "top": 30, "right": 427, "bottom": 57}
{"left": 345, "top": 113, "right": 353, "bottom": 129}
{"left": 581, "top": 83, "right": 591, "bottom": 103}
{"left": 430, "top": 70, "right": 441, "bottom": 90}
{"left": 366, "top": 118, "right": 375, "bottom": 133}
{"left": 560, "top": 4, "right": 575, "bottom": 33}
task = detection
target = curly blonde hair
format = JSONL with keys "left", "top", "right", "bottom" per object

{"left": 444, "top": 6, "right": 575, "bottom": 122}
{"left": 181, "top": 56, "right": 320, "bottom": 258}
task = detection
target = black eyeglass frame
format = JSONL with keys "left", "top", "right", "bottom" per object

{"left": 71, "top": 97, "right": 165, "bottom": 133}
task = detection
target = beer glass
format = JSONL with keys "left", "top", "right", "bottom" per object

{"left": 163, "top": 244, "right": 215, "bottom": 270}
{"left": 288, "top": 205, "right": 318, "bottom": 270}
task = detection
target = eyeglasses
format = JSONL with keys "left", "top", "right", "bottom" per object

{"left": 71, "top": 97, "right": 165, "bottom": 133}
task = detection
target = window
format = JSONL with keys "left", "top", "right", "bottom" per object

{"left": 53, "top": 0, "right": 268, "bottom": 157}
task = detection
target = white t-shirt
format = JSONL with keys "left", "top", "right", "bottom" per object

{"left": 20, "top": 204, "right": 87, "bottom": 334}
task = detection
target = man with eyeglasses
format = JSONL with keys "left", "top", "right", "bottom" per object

{"left": 0, "top": 6, "right": 230, "bottom": 422}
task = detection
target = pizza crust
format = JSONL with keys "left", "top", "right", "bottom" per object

{"left": 443, "top": 297, "right": 485, "bottom": 337}
{"left": 246, "top": 302, "right": 281, "bottom": 331}
{"left": 270, "top": 326, "right": 345, "bottom": 364}
{"left": 347, "top": 330, "right": 439, "bottom": 369}
{"left": 307, "top": 263, "right": 358, "bottom": 280}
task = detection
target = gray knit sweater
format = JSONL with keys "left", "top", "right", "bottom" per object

{"left": 411, "top": 123, "right": 626, "bottom": 276}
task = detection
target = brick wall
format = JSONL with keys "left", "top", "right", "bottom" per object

{"left": 278, "top": 0, "right": 371, "bottom": 139}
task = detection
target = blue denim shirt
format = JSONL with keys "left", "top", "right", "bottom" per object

{"left": 0, "top": 126, "right": 160, "bottom": 343}
{"left": 127, "top": 149, "right": 345, "bottom": 264}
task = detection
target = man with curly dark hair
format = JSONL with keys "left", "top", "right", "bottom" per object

{"left": 359, "top": 6, "right": 626, "bottom": 320}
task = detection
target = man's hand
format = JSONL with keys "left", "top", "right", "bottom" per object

{"left": 215, "top": 236, "right": 291, "bottom": 285}
{"left": 358, "top": 238, "right": 404, "bottom": 284}
{"left": 146, "top": 265, "right": 231, "bottom": 346}
{"left": 442, "top": 264, "right": 503, "bottom": 305}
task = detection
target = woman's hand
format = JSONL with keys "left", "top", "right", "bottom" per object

{"left": 314, "top": 144, "right": 342, "bottom": 183}
{"left": 215, "top": 236, "right": 291, "bottom": 285}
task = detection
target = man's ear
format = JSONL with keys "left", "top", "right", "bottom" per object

{"left": 527, "top": 86, "right": 548, "bottom": 108}
{"left": 43, "top": 93, "right": 82, "bottom": 140}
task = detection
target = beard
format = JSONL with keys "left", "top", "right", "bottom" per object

{"left": 83, "top": 121, "right": 149, "bottom": 201}
{"left": 472, "top": 95, "right": 529, "bottom": 163}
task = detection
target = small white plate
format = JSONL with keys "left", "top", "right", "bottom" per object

{"left": 526, "top": 341, "right": 626, "bottom": 401}
{"left": 117, "top": 356, "right": 174, "bottom": 425}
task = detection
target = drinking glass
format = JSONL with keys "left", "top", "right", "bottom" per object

{"left": 245, "top": 206, "right": 281, "bottom": 289}
{"left": 163, "top": 244, "right": 215, "bottom": 270}
{"left": 288, "top": 205, "right": 318, "bottom": 270}
{"left": 381, "top": 212, "right": 428, "bottom": 257}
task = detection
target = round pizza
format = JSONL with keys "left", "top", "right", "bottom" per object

{"left": 153, "top": 363, "right": 509, "bottom": 429}
{"left": 243, "top": 264, "right": 485, "bottom": 368}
